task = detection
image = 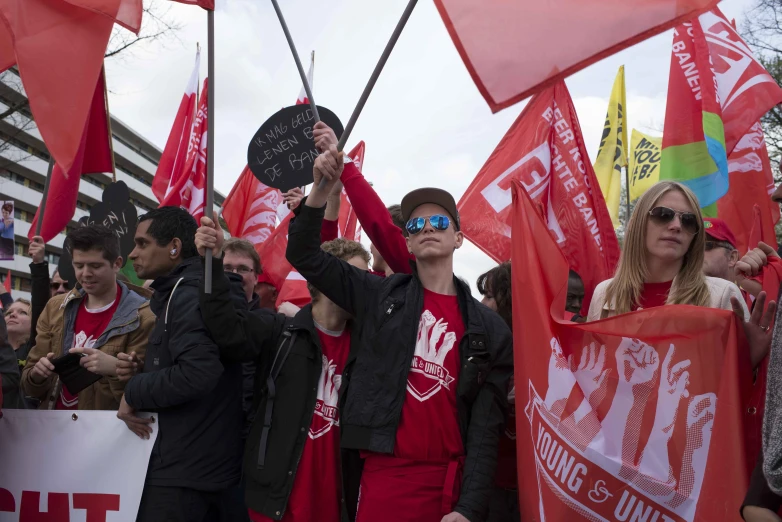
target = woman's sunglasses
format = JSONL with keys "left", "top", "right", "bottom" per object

{"left": 405, "top": 214, "right": 451, "bottom": 235}
{"left": 648, "top": 206, "right": 699, "bottom": 235}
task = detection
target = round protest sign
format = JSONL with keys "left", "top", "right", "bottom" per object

{"left": 247, "top": 105, "right": 343, "bottom": 192}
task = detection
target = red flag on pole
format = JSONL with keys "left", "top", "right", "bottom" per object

{"left": 434, "top": 0, "right": 719, "bottom": 112}
{"left": 29, "top": 70, "right": 114, "bottom": 242}
{"left": 510, "top": 179, "right": 751, "bottom": 521}
{"left": 338, "top": 142, "right": 366, "bottom": 242}
{"left": 221, "top": 166, "right": 282, "bottom": 249}
{"left": 457, "top": 81, "right": 619, "bottom": 311}
{"left": 170, "top": 0, "right": 214, "bottom": 10}
{"left": 296, "top": 53, "right": 315, "bottom": 106}
{"left": 0, "top": 0, "right": 141, "bottom": 173}
{"left": 159, "top": 78, "right": 209, "bottom": 223}
{"left": 4, "top": 270, "right": 11, "bottom": 294}
{"left": 258, "top": 213, "right": 293, "bottom": 293}
{"left": 153, "top": 49, "right": 200, "bottom": 202}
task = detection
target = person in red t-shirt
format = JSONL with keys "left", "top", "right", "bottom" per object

{"left": 196, "top": 216, "right": 371, "bottom": 522}
{"left": 287, "top": 147, "right": 513, "bottom": 522}
{"left": 21, "top": 225, "right": 154, "bottom": 411}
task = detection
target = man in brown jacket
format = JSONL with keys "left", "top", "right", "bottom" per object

{"left": 21, "top": 225, "right": 155, "bottom": 410}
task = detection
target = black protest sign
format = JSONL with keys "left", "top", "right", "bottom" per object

{"left": 247, "top": 105, "right": 343, "bottom": 192}
{"left": 57, "top": 182, "right": 138, "bottom": 287}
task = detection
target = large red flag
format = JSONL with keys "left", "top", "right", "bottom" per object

{"left": 152, "top": 49, "right": 200, "bottom": 202}
{"left": 29, "top": 70, "right": 114, "bottom": 242}
{"left": 338, "top": 142, "right": 366, "bottom": 242}
{"left": 718, "top": 122, "right": 780, "bottom": 254}
{"left": 159, "top": 78, "right": 208, "bottom": 224}
{"left": 0, "top": 0, "right": 141, "bottom": 173}
{"left": 434, "top": 0, "right": 718, "bottom": 113}
{"left": 510, "top": 179, "right": 751, "bottom": 522}
{"left": 258, "top": 213, "right": 293, "bottom": 295}
{"left": 170, "top": 0, "right": 214, "bottom": 10}
{"left": 221, "top": 166, "right": 282, "bottom": 248}
{"left": 458, "top": 81, "right": 619, "bottom": 311}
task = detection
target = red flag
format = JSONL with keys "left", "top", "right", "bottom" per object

{"left": 222, "top": 167, "right": 282, "bottom": 248}
{"left": 717, "top": 122, "right": 780, "bottom": 253}
{"left": 275, "top": 270, "right": 311, "bottom": 309}
{"left": 434, "top": 0, "right": 718, "bottom": 113}
{"left": 0, "top": 0, "right": 141, "bottom": 173}
{"left": 153, "top": 49, "right": 200, "bottom": 202}
{"left": 258, "top": 213, "right": 294, "bottom": 294}
{"left": 29, "top": 70, "right": 114, "bottom": 242}
{"left": 457, "top": 81, "right": 619, "bottom": 311}
{"left": 4, "top": 270, "right": 11, "bottom": 294}
{"left": 296, "top": 53, "right": 315, "bottom": 106}
{"left": 338, "top": 142, "right": 366, "bottom": 242}
{"left": 698, "top": 9, "right": 782, "bottom": 155}
{"left": 159, "top": 78, "right": 208, "bottom": 223}
{"left": 510, "top": 179, "right": 751, "bottom": 522}
{"left": 170, "top": 0, "right": 214, "bottom": 10}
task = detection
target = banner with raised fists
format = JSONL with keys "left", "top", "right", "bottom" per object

{"left": 510, "top": 180, "right": 751, "bottom": 521}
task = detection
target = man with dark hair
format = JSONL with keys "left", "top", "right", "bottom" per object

{"left": 195, "top": 217, "right": 369, "bottom": 522}
{"left": 120, "top": 206, "right": 244, "bottom": 522}
{"left": 21, "top": 225, "right": 154, "bottom": 410}
{"left": 286, "top": 146, "right": 513, "bottom": 522}
{"left": 566, "top": 270, "right": 585, "bottom": 320}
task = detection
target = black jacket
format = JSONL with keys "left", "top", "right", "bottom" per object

{"left": 124, "top": 257, "right": 244, "bottom": 492}
{"left": 0, "top": 313, "right": 23, "bottom": 410}
{"left": 286, "top": 204, "right": 514, "bottom": 522}
{"left": 200, "top": 257, "right": 362, "bottom": 521}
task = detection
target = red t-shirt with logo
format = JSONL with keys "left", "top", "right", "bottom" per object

{"left": 249, "top": 325, "right": 351, "bottom": 522}
{"left": 56, "top": 286, "right": 121, "bottom": 410}
{"left": 394, "top": 289, "right": 465, "bottom": 460}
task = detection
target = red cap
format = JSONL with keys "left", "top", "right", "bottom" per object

{"left": 257, "top": 272, "right": 279, "bottom": 291}
{"left": 703, "top": 218, "right": 737, "bottom": 248}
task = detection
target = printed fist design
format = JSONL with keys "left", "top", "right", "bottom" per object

{"left": 616, "top": 338, "right": 659, "bottom": 387}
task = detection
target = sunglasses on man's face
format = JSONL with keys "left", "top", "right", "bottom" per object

{"left": 705, "top": 241, "right": 733, "bottom": 252}
{"left": 405, "top": 215, "right": 452, "bottom": 235}
{"left": 50, "top": 282, "right": 70, "bottom": 292}
{"left": 648, "top": 206, "right": 699, "bottom": 235}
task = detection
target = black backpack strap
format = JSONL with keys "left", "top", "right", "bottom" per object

{"left": 257, "top": 329, "right": 298, "bottom": 468}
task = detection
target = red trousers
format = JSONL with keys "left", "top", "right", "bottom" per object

{"left": 356, "top": 455, "right": 464, "bottom": 522}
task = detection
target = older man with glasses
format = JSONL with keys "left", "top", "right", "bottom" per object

{"left": 702, "top": 218, "right": 741, "bottom": 283}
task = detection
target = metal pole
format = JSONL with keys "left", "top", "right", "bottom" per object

{"left": 204, "top": 9, "right": 215, "bottom": 293}
{"left": 270, "top": 0, "right": 319, "bottom": 122}
{"left": 35, "top": 159, "right": 54, "bottom": 237}
{"left": 624, "top": 165, "right": 631, "bottom": 224}
{"left": 102, "top": 64, "right": 117, "bottom": 183}
{"left": 336, "top": 0, "right": 418, "bottom": 152}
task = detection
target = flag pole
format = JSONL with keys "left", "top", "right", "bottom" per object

{"left": 35, "top": 159, "right": 54, "bottom": 236}
{"left": 102, "top": 64, "right": 117, "bottom": 183}
{"left": 270, "top": 0, "right": 319, "bottom": 122}
{"left": 204, "top": 8, "right": 215, "bottom": 293}
{"left": 336, "top": 0, "right": 418, "bottom": 152}
{"left": 624, "top": 165, "right": 631, "bottom": 224}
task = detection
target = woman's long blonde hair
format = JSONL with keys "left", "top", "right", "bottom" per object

{"left": 602, "top": 181, "right": 710, "bottom": 317}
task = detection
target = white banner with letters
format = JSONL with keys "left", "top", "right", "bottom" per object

{"left": 0, "top": 410, "right": 157, "bottom": 522}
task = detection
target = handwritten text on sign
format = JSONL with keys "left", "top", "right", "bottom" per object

{"left": 247, "top": 105, "right": 344, "bottom": 192}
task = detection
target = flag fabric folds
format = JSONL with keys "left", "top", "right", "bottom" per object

{"left": 170, "top": 0, "right": 214, "bottom": 10}
{"left": 628, "top": 130, "right": 662, "bottom": 202}
{"left": 29, "top": 70, "right": 114, "bottom": 243}
{"left": 153, "top": 49, "right": 201, "bottom": 203}
{"left": 510, "top": 179, "right": 751, "bottom": 522}
{"left": 296, "top": 53, "right": 315, "bottom": 106}
{"left": 338, "top": 142, "right": 366, "bottom": 242}
{"left": 457, "top": 81, "right": 620, "bottom": 312}
{"left": 221, "top": 167, "right": 282, "bottom": 248}
{"left": 0, "top": 0, "right": 141, "bottom": 173}
{"left": 158, "top": 78, "right": 209, "bottom": 224}
{"left": 434, "top": 0, "right": 718, "bottom": 112}
{"left": 593, "top": 66, "right": 627, "bottom": 228}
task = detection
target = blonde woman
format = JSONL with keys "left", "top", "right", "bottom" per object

{"left": 588, "top": 180, "right": 749, "bottom": 322}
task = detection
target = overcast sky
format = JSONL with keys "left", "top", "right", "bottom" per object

{"left": 104, "top": 0, "right": 754, "bottom": 293}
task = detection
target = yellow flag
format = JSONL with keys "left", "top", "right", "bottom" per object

{"left": 628, "top": 130, "right": 662, "bottom": 202}
{"left": 593, "top": 66, "right": 627, "bottom": 229}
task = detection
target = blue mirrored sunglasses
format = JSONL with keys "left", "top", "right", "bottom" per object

{"left": 406, "top": 214, "right": 451, "bottom": 235}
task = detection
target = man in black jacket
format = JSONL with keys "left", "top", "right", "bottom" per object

{"left": 118, "top": 207, "right": 244, "bottom": 522}
{"left": 196, "top": 220, "right": 368, "bottom": 522}
{"left": 286, "top": 146, "right": 513, "bottom": 522}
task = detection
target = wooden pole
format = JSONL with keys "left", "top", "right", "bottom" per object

{"left": 204, "top": 9, "right": 215, "bottom": 293}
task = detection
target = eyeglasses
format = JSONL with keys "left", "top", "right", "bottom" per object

{"left": 705, "top": 241, "right": 734, "bottom": 252}
{"left": 50, "top": 282, "right": 70, "bottom": 291}
{"left": 648, "top": 206, "right": 699, "bottom": 235}
{"left": 224, "top": 265, "right": 254, "bottom": 275}
{"left": 405, "top": 215, "right": 452, "bottom": 235}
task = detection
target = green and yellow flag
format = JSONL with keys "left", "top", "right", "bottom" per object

{"left": 593, "top": 66, "right": 627, "bottom": 228}
{"left": 628, "top": 130, "right": 662, "bottom": 202}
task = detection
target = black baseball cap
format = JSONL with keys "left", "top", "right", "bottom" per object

{"left": 401, "top": 188, "right": 460, "bottom": 231}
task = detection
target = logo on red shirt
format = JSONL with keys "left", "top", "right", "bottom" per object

{"left": 407, "top": 310, "right": 457, "bottom": 402}
{"left": 310, "top": 355, "right": 342, "bottom": 440}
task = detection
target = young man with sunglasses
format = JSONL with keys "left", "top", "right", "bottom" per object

{"left": 286, "top": 145, "right": 513, "bottom": 522}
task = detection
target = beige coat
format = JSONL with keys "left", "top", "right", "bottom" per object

{"left": 587, "top": 276, "right": 750, "bottom": 322}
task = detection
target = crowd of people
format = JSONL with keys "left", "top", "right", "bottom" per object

{"left": 1, "top": 121, "right": 782, "bottom": 522}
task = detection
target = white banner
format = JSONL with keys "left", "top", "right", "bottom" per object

{"left": 0, "top": 410, "right": 158, "bottom": 522}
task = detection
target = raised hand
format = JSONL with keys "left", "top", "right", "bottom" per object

{"left": 313, "top": 121, "right": 337, "bottom": 153}
{"left": 28, "top": 236, "right": 46, "bottom": 264}
{"left": 195, "top": 211, "right": 224, "bottom": 258}
{"left": 572, "top": 342, "right": 611, "bottom": 409}
{"left": 312, "top": 146, "right": 343, "bottom": 191}
{"left": 543, "top": 337, "right": 577, "bottom": 416}
{"left": 616, "top": 338, "right": 660, "bottom": 387}
{"left": 283, "top": 187, "right": 305, "bottom": 210}
{"left": 732, "top": 291, "right": 776, "bottom": 368}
